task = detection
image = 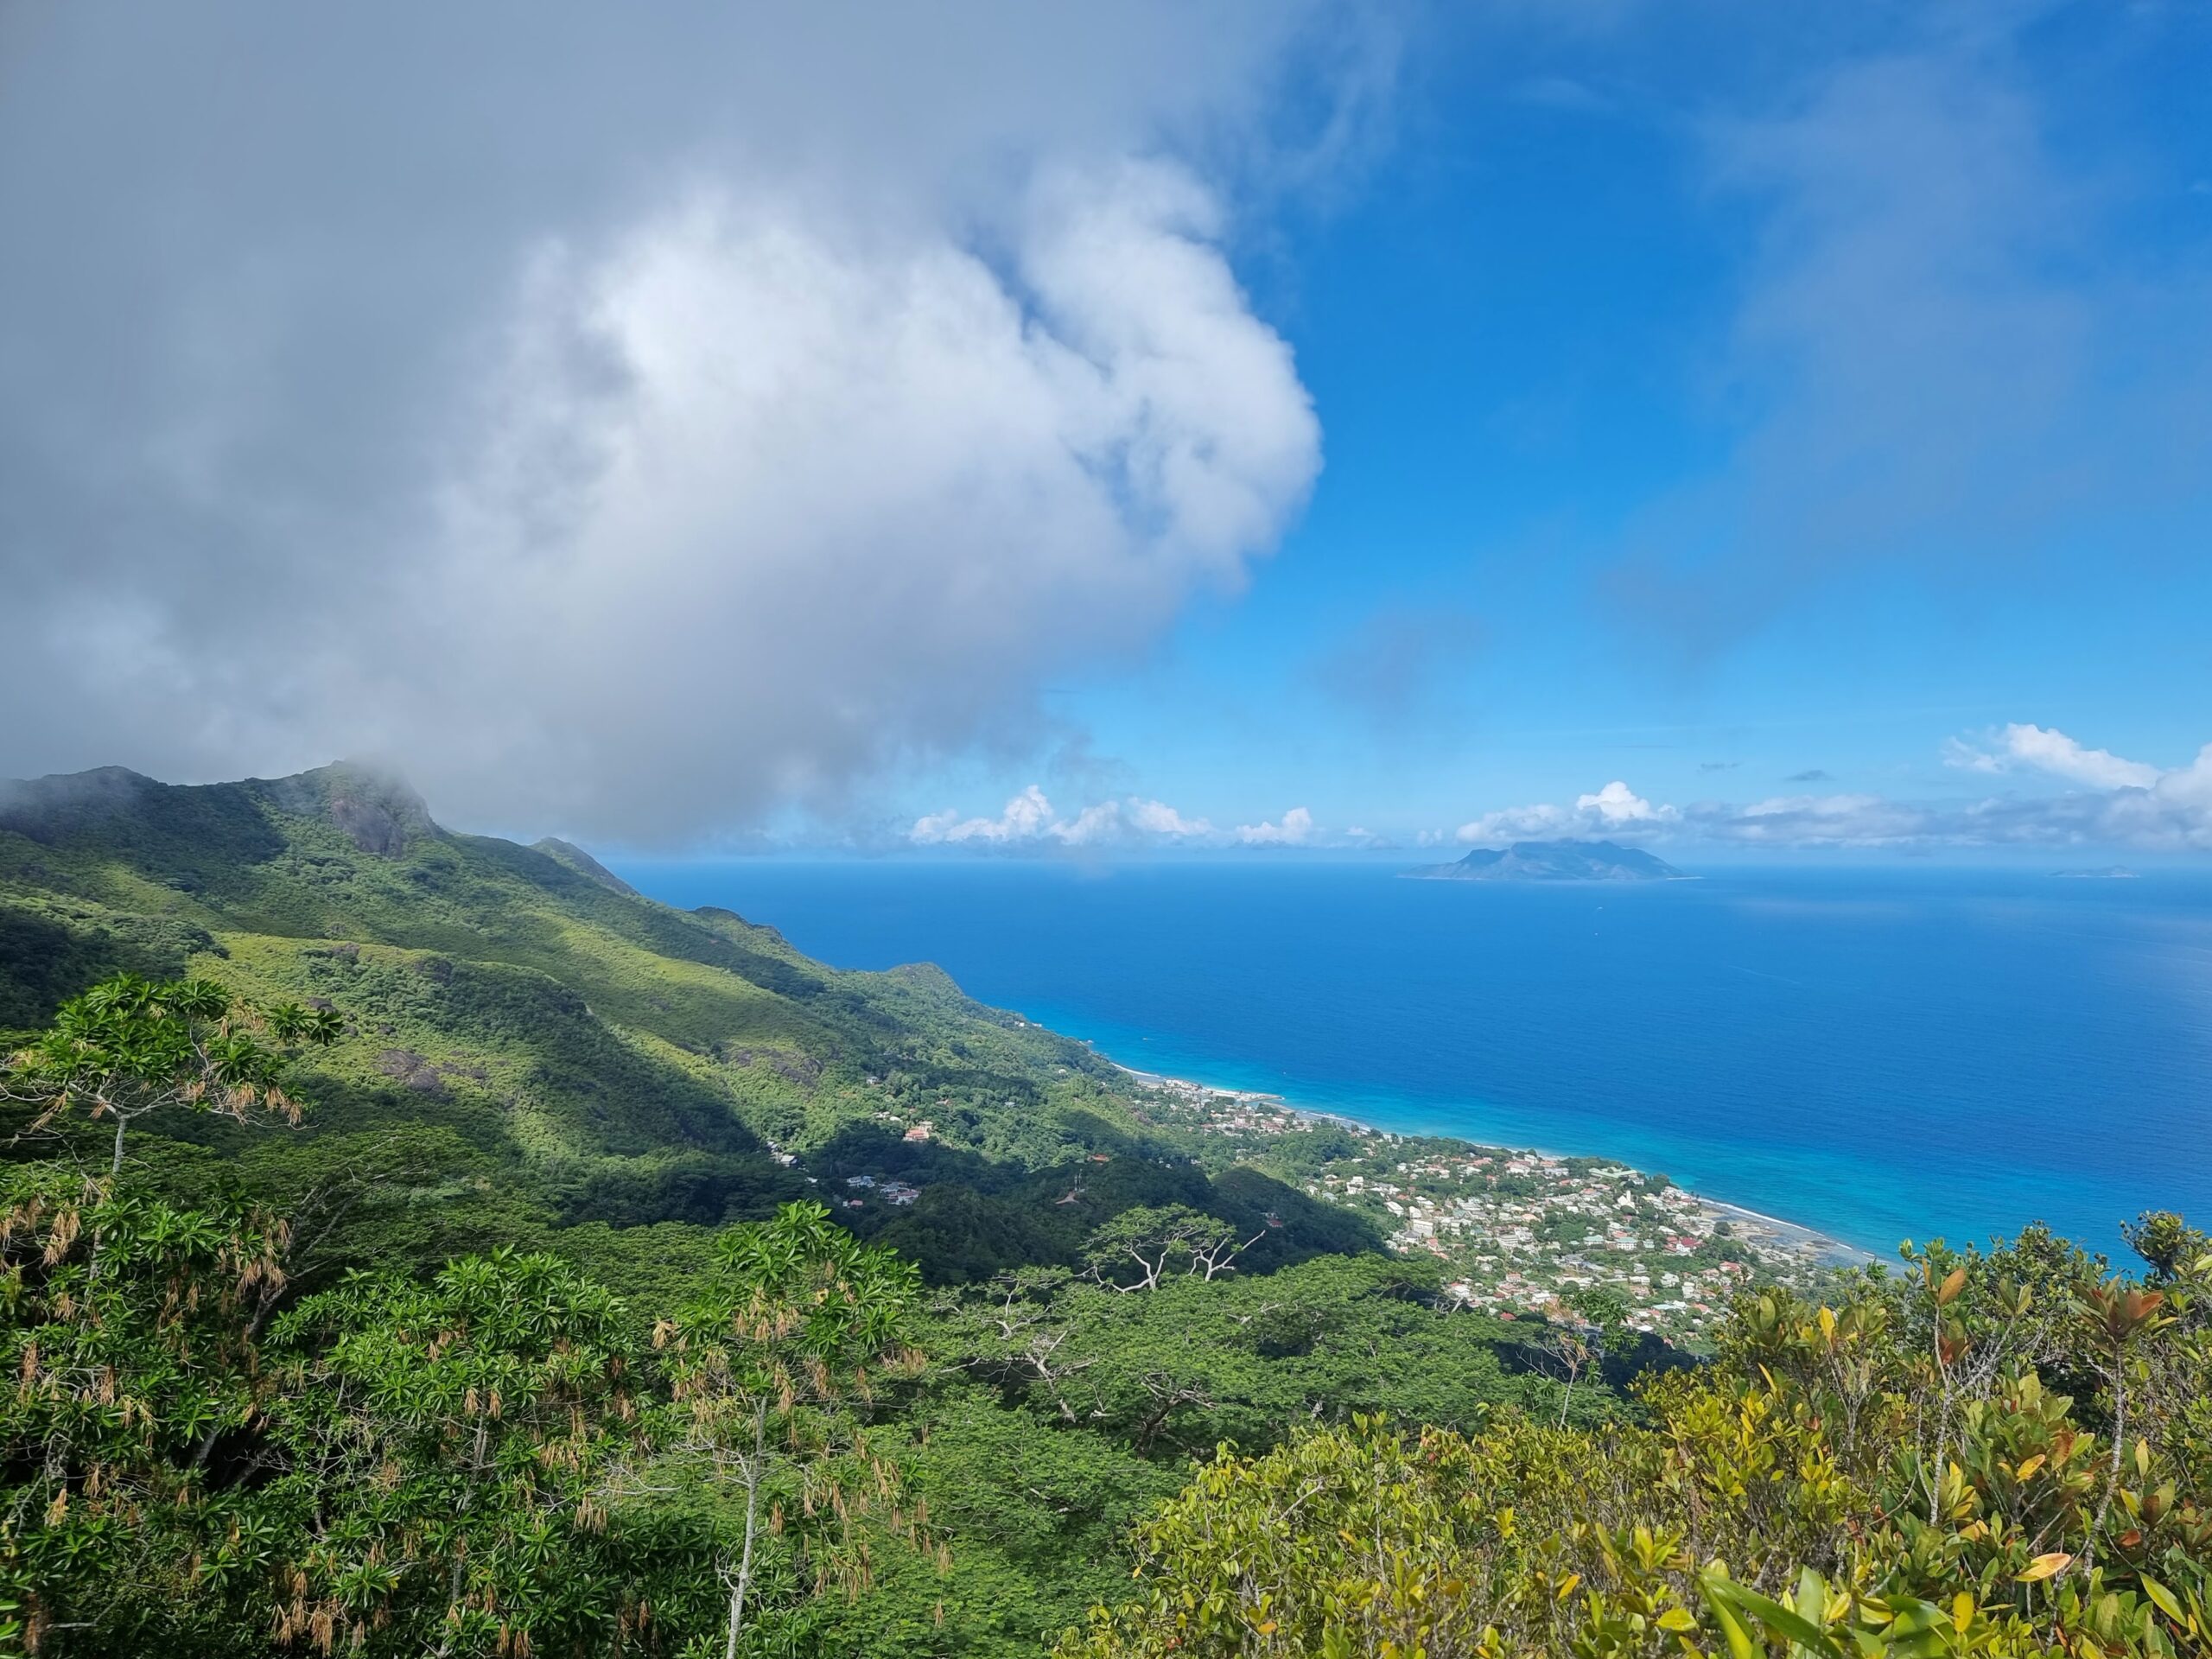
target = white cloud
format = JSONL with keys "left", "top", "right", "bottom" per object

{"left": 1455, "top": 802, "right": 1573, "bottom": 843}
{"left": 1941, "top": 737, "right": 2007, "bottom": 774}
{"left": 908, "top": 809, "right": 963, "bottom": 843}
{"left": 1128, "top": 798, "right": 1213, "bottom": 837}
{"left": 1236, "top": 806, "right": 1314, "bottom": 845}
{"left": 2069, "top": 741, "right": 2212, "bottom": 850}
{"left": 1574, "top": 779, "right": 1672, "bottom": 826}
{"left": 1450, "top": 730, "right": 2212, "bottom": 853}
{"left": 0, "top": 6, "right": 1357, "bottom": 845}
{"left": 910, "top": 785, "right": 1222, "bottom": 849}
{"left": 1458, "top": 779, "right": 1675, "bottom": 843}
{"left": 390, "top": 171, "right": 1317, "bottom": 841}
{"left": 911, "top": 785, "right": 1058, "bottom": 844}
{"left": 1949, "top": 723, "right": 2164, "bottom": 789}
{"left": 2160, "top": 745, "right": 2212, "bottom": 811}
{"left": 1052, "top": 802, "right": 1128, "bottom": 846}
{"left": 1688, "top": 793, "right": 1932, "bottom": 847}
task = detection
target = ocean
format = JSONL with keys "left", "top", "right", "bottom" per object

{"left": 613, "top": 860, "right": 2212, "bottom": 1262}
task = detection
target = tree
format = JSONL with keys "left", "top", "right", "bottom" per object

{"left": 3, "top": 973, "right": 340, "bottom": 1175}
{"left": 0, "top": 976, "right": 339, "bottom": 1655}
{"left": 941, "top": 1267, "right": 1102, "bottom": 1417}
{"left": 1523, "top": 1285, "right": 1633, "bottom": 1427}
{"left": 2125, "top": 1211, "right": 2209, "bottom": 1282}
{"left": 262, "top": 1249, "right": 641, "bottom": 1657}
{"left": 1082, "top": 1205, "right": 1264, "bottom": 1293}
{"left": 2075, "top": 1275, "right": 2177, "bottom": 1580}
{"left": 1058, "top": 1414, "right": 1610, "bottom": 1659}
{"left": 645, "top": 1201, "right": 924, "bottom": 1659}
{"left": 0, "top": 1164, "right": 296, "bottom": 1654}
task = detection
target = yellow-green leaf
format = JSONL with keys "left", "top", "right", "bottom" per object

{"left": 2139, "top": 1574, "right": 2184, "bottom": 1624}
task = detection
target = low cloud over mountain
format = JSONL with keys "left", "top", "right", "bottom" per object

{"left": 0, "top": 3, "right": 1372, "bottom": 843}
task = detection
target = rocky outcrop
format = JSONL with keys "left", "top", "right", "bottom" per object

{"left": 264, "top": 762, "right": 439, "bottom": 857}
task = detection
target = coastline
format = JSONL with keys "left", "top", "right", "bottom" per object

{"left": 1110, "top": 1056, "right": 1872, "bottom": 1273}
{"left": 1700, "top": 1198, "right": 1871, "bottom": 1266}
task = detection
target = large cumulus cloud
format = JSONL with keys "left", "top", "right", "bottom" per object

{"left": 0, "top": 3, "right": 1359, "bottom": 841}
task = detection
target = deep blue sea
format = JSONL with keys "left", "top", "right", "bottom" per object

{"left": 613, "top": 861, "right": 2212, "bottom": 1262}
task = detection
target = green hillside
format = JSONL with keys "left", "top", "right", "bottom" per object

{"left": 0, "top": 762, "right": 1351, "bottom": 1270}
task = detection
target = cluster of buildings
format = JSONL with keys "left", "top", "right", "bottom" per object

{"left": 1132, "top": 1073, "right": 1848, "bottom": 1344}
{"left": 1133, "top": 1072, "right": 1309, "bottom": 1135}
{"left": 865, "top": 1104, "right": 938, "bottom": 1142}
{"left": 843, "top": 1173, "right": 921, "bottom": 1206}
{"left": 1341, "top": 1154, "right": 1760, "bottom": 1336}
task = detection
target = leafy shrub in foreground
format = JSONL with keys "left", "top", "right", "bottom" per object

{"left": 1062, "top": 1224, "right": 2212, "bottom": 1658}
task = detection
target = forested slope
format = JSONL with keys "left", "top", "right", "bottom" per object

{"left": 0, "top": 762, "right": 1373, "bottom": 1269}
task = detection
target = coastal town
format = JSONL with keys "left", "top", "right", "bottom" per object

{"left": 1129, "top": 1071, "right": 1859, "bottom": 1344}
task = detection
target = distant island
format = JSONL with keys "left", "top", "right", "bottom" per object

{"left": 1406, "top": 837, "right": 1688, "bottom": 882}
{"left": 2050, "top": 866, "right": 2139, "bottom": 880}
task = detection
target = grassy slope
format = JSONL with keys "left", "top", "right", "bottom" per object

{"left": 0, "top": 766, "right": 1130, "bottom": 1158}
{"left": 0, "top": 763, "right": 1360, "bottom": 1276}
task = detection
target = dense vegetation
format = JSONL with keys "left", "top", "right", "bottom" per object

{"left": 1065, "top": 1224, "right": 2212, "bottom": 1657}
{"left": 1, "top": 764, "right": 2205, "bottom": 1656}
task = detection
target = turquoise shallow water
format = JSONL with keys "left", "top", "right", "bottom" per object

{"left": 614, "top": 861, "right": 2212, "bottom": 1261}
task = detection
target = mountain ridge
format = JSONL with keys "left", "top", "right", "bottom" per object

{"left": 0, "top": 760, "right": 1369, "bottom": 1277}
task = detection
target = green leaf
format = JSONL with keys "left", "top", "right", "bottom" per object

{"left": 2139, "top": 1573, "right": 2184, "bottom": 1624}
{"left": 1706, "top": 1593, "right": 1761, "bottom": 1659}
{"left": 1704, "top": 1574, "right": 1848, "bottom": 1659}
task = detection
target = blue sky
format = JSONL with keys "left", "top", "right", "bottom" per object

{"left": 3, "top": 3, "right": 2208, "bottom": 856}
{"left": 916, "top": 3, "right": 2212, "bottom": 856}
